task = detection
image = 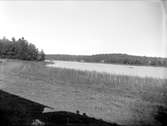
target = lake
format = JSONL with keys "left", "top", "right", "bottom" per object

{"left": 46, "top": 60, "right": 167, "bottom": 79}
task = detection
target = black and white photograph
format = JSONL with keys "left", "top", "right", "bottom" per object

{"left": 0, "top": 0, "right": 167, "bottom": 126}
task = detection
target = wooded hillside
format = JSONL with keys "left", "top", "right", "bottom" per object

{"left": 46, "top": 54, "right": 167, "bottom": 67}
{"left": 0, "top": 37, "right": 45, "bottom": 61}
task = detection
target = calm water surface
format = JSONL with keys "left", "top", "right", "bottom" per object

{"left": 46, "top": 60, "right": 167, "bottom": 79}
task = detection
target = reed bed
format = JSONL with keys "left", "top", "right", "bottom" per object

{"left": 17, "top": 62, "right": 167, "bottom": 105}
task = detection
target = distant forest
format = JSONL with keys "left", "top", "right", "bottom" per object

{"left": 0, "top": 37, "right": 45, "bottom": 61}
{"left": 46, "top": 54, "right": 167, "bottom": 67}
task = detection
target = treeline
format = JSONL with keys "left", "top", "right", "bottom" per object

{"left": 0, "top": 37, "right": 45, "bottom": 61}
{"left": 46, "top": 54, "right": 167, "bottom": 67}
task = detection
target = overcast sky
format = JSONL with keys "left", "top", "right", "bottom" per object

{"left": 0, "top": 0, "right": 166, "bottom": 57}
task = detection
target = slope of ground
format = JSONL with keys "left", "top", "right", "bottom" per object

{"left": 0, "top": 59, "right": 166, "bottom": 126}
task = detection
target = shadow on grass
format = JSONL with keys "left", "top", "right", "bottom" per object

{"left": 0, "top": 89, "right": 121, "bottom": 126}
{"left": 0, "top": 110, "right": 121, "bottom": 126}
{"left": 154, "top": 105, "right": 167, "bottom": 126}
{"left": 0, "top": 84, "right": 167, "bottom": 126}
{"left": 39, "top": 111, "right": 120, "bottom": 126}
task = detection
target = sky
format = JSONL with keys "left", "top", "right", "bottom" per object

{"left": 0, "top": 0, "right": 166, "bottom": 57}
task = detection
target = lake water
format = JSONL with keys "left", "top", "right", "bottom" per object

{"left": 46, "top": 60, "right": 167, "bottom": 79}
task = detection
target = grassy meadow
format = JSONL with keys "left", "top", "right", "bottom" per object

{"left": 1, "top": 59, "right": 167, "bottom": 126}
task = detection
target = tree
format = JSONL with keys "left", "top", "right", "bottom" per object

{"left": 0, "top": 37, "right": 45, "bottom": 61}
{"left": 38, "top": 50, "right": 45, "bottom": 61}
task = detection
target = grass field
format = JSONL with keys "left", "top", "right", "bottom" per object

{"left": 0, "top": 59, "right": 167, "bottom": 126}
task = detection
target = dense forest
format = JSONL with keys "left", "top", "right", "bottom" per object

{"left": 46, "top": 54, "right": 167, "bottom": 67}
{"left": 0, "top": 37, "right": 45, "bottom": 61}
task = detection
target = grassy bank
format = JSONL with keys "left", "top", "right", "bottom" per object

{"left": 1, "top": 60, "right": 167, "bottom": 126}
